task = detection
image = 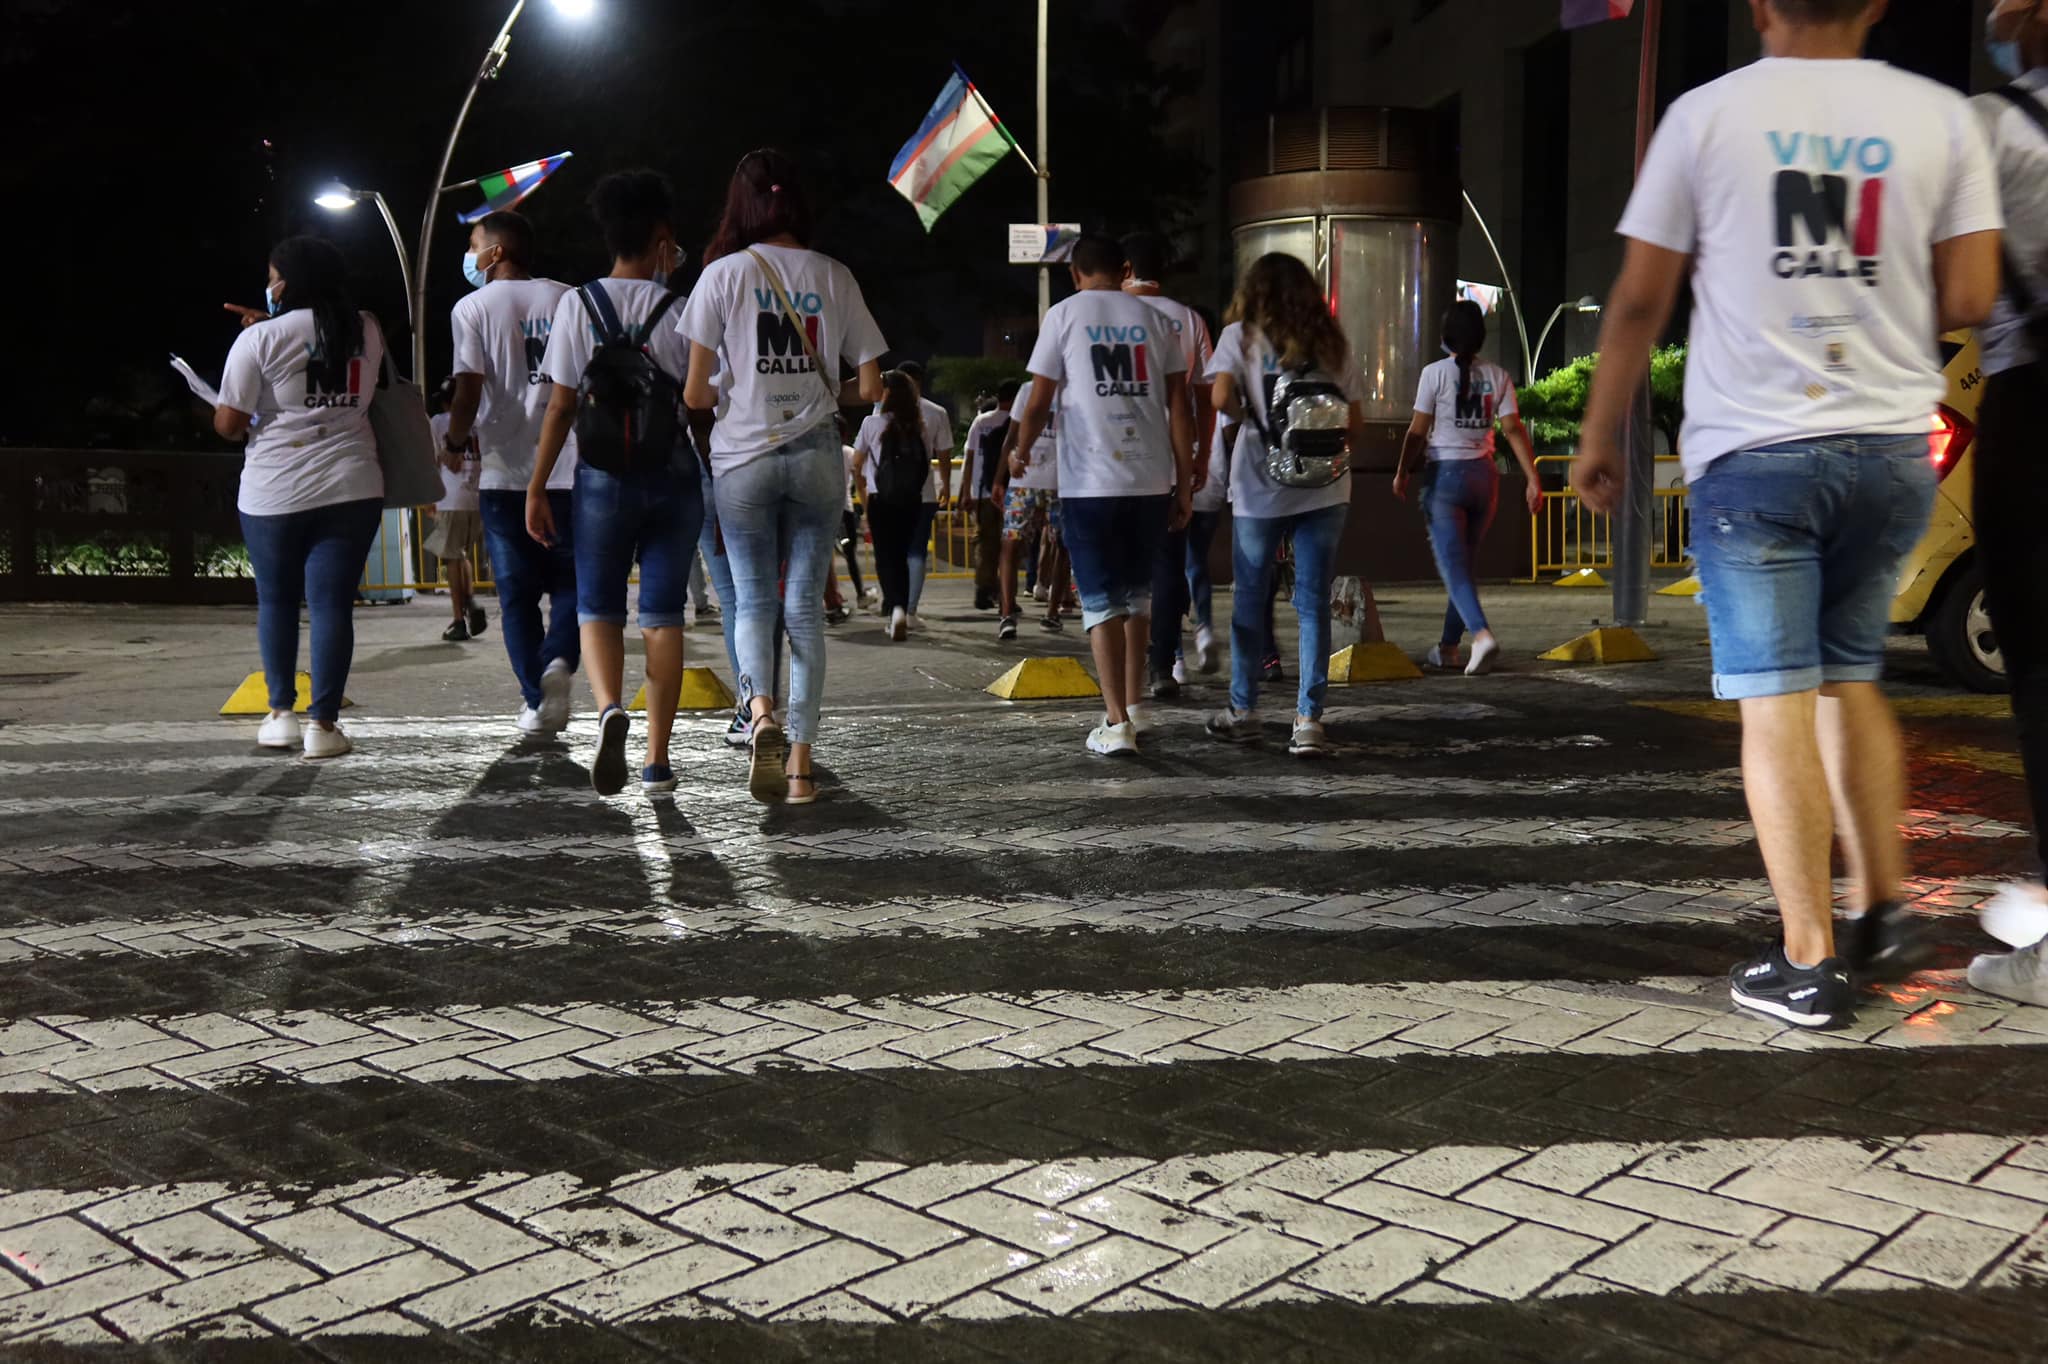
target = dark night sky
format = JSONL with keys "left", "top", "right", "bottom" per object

{"left": 4, "top": 0, "right": 1201, "bottom": 448}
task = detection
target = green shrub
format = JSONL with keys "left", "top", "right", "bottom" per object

{"left": 1519, "top": 345, "right": 1686, "bottom": 453}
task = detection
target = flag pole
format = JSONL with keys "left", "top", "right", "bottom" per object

{"left": 1035, "top": 0, "right": 1050, "bottom": 323}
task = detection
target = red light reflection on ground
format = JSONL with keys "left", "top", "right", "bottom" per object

{"left": 1903, "top": 1001, "right": 1960, "bottom": 1027}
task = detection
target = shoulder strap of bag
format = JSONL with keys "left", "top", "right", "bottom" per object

{"left": 747, "top": 248, "right": 838, "bottom": 408}
{"left": 578, "top": 282, "right": 627, "bottom": 346}
{"left": 639, "top": 288, "right": 682, "bottom": 344}
{"left": 1991, "top": 86, "right": 2048, "bottom": 323}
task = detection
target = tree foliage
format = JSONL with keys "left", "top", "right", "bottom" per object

{"left": 1519, "top": 346, "right": 1687, "bottom": 453}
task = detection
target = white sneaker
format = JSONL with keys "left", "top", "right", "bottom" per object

{"left": 1465, "top": 634, "right": 1499, "bottom": 676}
{"left": 1033, "top": 584, "right": 1050, "bottom": 603}
{"left": 1288, "top": 719, "right": 1330, "bottom": 757}
{"left": 257, "top": 712, "right": 301, "bottom": 750}
{"left": 1206, "top": 707, "right": 1260, "bottom": 743}
{"left": 516, "top": 705, "right": 547, "bottom": 737}
{"left": 906, "top": 614, "right": 925, "bottom": 632}
{"left": 302, "top": 724, "right": 351, "bottom": 762}
{"left": 537, "top": 659, "right": 573, "bottom": 731}
{"left": 1126, "top": 703, "right": 1159, "bottom": 736}
{"left": 1087, "top": 719, "right": 1138, "bottom": 756}
{"left": 1171, "top": 658, "right": 1188, "bottom": 685}
{"left": 1982, "top": 884, "right": 2048, "bottom": 949}
{"left": 1426, "top": 644, "right": 1460, "bottom": 670}
{"left": 1195, "top": 626, "right": 1219, "bottom": 675}
{"left": 889, "top": 608, "right": 908, "bottom": 642}
{"left": 1969, "top": 942, "right": 2048, "bottom": 1006}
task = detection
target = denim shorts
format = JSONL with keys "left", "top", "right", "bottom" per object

{"left": 1060, "top": 494, "right": 1169, "bottom": 630}
{"left": 1689, "top": 435, "right": 1936, "bottom": 700}
{"left": 573, "top": 452, "right": 706, "bottom": 629}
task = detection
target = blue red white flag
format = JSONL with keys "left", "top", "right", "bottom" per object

{"left": 1562, "top": 0, "right": 1635, "bottom": 28}
{"left": 457, "top": 153, "right": 573, "bottom": 225}
{"left": 888, "top": 68, "right": 1020, "bottom": 232}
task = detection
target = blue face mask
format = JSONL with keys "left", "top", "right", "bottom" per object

{"left": 264, "top": 281, "right": 281, "bottom": 316}
{"left": 1991, "top": 39, "right": 2025, "bottom": 77}
{"left": 462, "top": 251, "right": 489, "bottom": 289}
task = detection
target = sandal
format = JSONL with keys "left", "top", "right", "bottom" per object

{"left": 747, "top": 715, "right": 789, "bottom": 805}
{"left": 784, "top": 771, "right": 820, "bottom": 806}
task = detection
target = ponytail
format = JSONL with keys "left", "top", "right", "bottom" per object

{"left": 1441, "top": 299, "right": 1488, "bottom": 406}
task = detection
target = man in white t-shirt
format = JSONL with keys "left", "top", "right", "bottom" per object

{"left": 1573, "top": 0, "right": 2003, "bottom": 1030}
{"left": 1122, "top": 232, "right": 1216, "bottom": 701}
{"left": 961, "top": 380, "right": 1018, "bottom": 609}
{"left": 443, "top": 209, "right": 581, "bottom": 737}
{"left": 1014, "top": 233, "right": 1194, "bottom": 756}
{"left": 426, "top": 398, "right": 485, "bottom": 645}
{"left": 992, "top": 376, "right": 1069, "bottom": 639}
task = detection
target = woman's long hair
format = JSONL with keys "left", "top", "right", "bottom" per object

{"left": 880, "top": 369, "right": 923, "bottom": 443}
{"left": 268, "top": 236, "right": 363, "bottom": 394}
{"left": 705, "top": 148, "right": 815, "bottom": 263}
{"left": 1441, "top": 299, "right": 1488, "bottom": 407}
{"left": 1225, "top": 253, "right": 1347, "bottom": 373}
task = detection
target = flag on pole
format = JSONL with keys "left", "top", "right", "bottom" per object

{"left": 1562, "top": 0, "right": 1635, "bottom": 27}
{"left": 888, "top": 68, "right": 1019, "bottom": 231}
{"left": 457, "top": 152, "right": 574, "bottom": 225}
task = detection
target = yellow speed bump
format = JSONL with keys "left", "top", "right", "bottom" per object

{"left": 1328, "top": 642, "right": 1423, "bottom": 683}
{"left": 1657, "top": 574, "right": 1703, "bottom": 597}
{"left": 987, "top": 656, "right": 1099, "bottom": 700}
{"left": 220, "top": 671, "right": 352, "bottom": 716}
{"left": 1539, "top": 627, "right": 1658, "bottom": 666}
{"left": 1553, "top": 568, "right": 1607, "bottom": 588}
{"left": 629, "top": 667, "right": 737, "bottom": 713}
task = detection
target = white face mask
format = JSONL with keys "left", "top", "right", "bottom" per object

{"left": 263, "top": 279, "right": 281, "bottom": 316}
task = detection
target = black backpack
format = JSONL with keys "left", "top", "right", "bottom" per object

{"left": 572, "top": 282, "right": 683, "bottom": 475}
{"left": 872, "top": 417, "right": 928, "bottom": 508}
{"left": 975, "top": 415, "right": 1010, "bottom": 496}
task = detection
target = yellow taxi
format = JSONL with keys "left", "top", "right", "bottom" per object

{"left": 1889, "top": 332, "right": 2003, "bottom": 691}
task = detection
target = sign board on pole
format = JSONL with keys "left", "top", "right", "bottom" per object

{"left": 1008, "top": 223, "right": 1082, "bottom": 265}
{"left": 1456, "top": 280, "right": 1504, "bottom": 315}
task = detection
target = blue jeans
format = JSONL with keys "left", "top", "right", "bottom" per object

{"left": 702, "top": 470, "right": 782, "bottom": 694}
{"left": 238, "top": 497, "right": 383, "bottom": 723}
{"left": 1420, "top": 458, "right": 1498, "bottom": 645}
{"left": 713, "top": 425, "right": 841, "bottom": 744}
{"left": 907, "top": 501, "right": 939, "bottom": 614}
{"left": 1148, "top": 523, "right": 1192, "bottom": 673}
{"left": 1185, "top": 509, "right": 1223, "bottom": 631}
{"left": 1231, "top": 503, "right": 1348, "bottom": 718}
{"left": 1062, "top": 494, "right": 1171, "bottom": 630}
{"left": 480, "top": 490, "right": 579, "bottom": 709}
{"left": 573, "top": 454, "right": 705, "bottom": 629}
{"left": 1690, "top": 435, "right": 1936, "bottom": 700}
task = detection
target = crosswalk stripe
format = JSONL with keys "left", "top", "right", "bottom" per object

{"left": 5, "top": 969, "right": 2038, "bottom": 1097}
{"left": 0, "top": 809, "right": 2020, "bottom": 879}
{"left": 1, "top": 1129, "right": 2042, "bottom": 1341}
{"left": 0, "top": 877, "right": 2000, "bottom": 967}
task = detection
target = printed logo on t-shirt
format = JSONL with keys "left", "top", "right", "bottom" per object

{"left": 1086, "top": 322, "right": 1151, "bottom": 397}
{"left": 752, "top": 286, "right": 822, "bottom": 376}
{"left": 302, "top": 348, "right": 364, "bottom": 410}
{"left": 1453, "top": 385, "right": 1497, "bottom": 431}
{"left": 521, "top": 316, "right": 553, "bottom": 385}
{"left": 1768, "top": 131, "right": 1890, "bottom": 287}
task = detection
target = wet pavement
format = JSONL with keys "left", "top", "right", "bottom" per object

{"left": 0, "top": 582, "right": 2042, "bottom": 1362}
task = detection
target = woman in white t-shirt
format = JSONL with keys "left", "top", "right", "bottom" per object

{"left": 679, "top": 149, "right": 886, "bottom": 806}
{"left": 214, "top": 236, "right": 386, "bottom": 762}
{"left": 852, "top": 370, "right": 932, "bottom": 643}
{"left": 1393, "top": 301, "right": 1544, "bottom": 677}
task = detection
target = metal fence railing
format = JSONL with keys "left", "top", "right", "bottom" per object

{"left": 1527, "top": 454, "right": 1690, "bottom": 580}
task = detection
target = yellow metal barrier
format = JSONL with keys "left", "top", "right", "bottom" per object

{"left": 1527, "top": 455, "right": 1690, "bottom": 581}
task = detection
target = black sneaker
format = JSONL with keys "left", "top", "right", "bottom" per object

{"left": 466, "top": 606, "right": 488, "bottom": 638}
{"left": 1040, "top": 611, "right": 1063, "bottom": 633}
{"left": 723, "top": 704, "right": 751, "bottom": 749}
{"left": 998, "top": 615, "right": 1018, "bottom": 641}
{"left": 441, "top": 619, "right": 470, "bottom": 643}
{"left": 591, "top": 706, "right": 630, "bottom": 797}
{"left": 1846, "top": 901, "right": 1934, "bottom": 984}
{"left": 1261, "top": 655, "right": 1285, "bottom": 684}
{"left": 1728, "top": 943, "right": 1856, "bottom": 1030}
{"left": 1149, "top": 670, "right": 1180, "bottom": 701}
{"left": 974, "top": 591, "right": 996, "bottom": 611}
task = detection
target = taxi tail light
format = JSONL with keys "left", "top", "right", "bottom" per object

{"left": 1929, "top": 404, "right": 1972, "bottom": 480}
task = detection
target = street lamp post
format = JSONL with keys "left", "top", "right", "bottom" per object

{"left": 1531, "top": 297, "right": 1601, "bottom": 380}
{"left": 410, "top": 0, "right": 592, "bottom": 385}
{"left": 315, "top": 187, "right": 414, "bottom": 327}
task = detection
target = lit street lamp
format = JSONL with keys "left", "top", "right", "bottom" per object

{"left": 1532, "top": 297, "right": 1602, "bottom": 381}
{"left": 315, "top": 186, "right": 414, "bottom": 327}
{"left": 411, "top": 0, "right": 594, "bottom": 384}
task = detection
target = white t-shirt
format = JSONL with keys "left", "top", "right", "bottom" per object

{"left": 1025, "top": 288, "right": 1186, "bottom": 498}
{"left": 676, "top": 244, "right": 887, "bottom": 472}
{"left": 841, "top": 444, "right": 858, "bottom": 512}
{"left": 962, "top": 408, "right": 1012, "bottom": 500}
{"left": 1617, "top": 58, "right": 2002, "bottom": 481}
{"left": 429, "top": 413, "right": 480, "bottom": 512}
{"left": 539, "top": 278, "right": 694, "bottom": 478}
{"left": 1133, "top": 292, "right": 1214, "bottom": 430}
{"left": 221, "top": 309, "right": 386, "bottom": 516}
{"left": 853, "top": 412, "right": 944, "bottom": 501}
{"left": 1415, "top": 356, "right": 1518, "bottom": 461}
{"left": 1192, "top": 415, "right": 1232, "bottom": 513}
{"left": 451, "top": 277, "right": 578, "bottom": 490}
{"left": 1973, "top": 70, "right": 2048, "bottom": 376}
{"left": 1207, "top": 321, "right": 1357, "bottom": 519}
{"left": 917, "top": 396, "right": 954, "bottom": 502}
{"left": 1011, "top": 377, "right": 1059, "bottom": 492}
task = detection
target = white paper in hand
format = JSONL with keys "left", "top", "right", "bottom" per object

{"left": 169, "top": 354, "right": 220, "bottom": 408}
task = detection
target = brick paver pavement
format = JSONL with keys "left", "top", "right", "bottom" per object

{"left": 0, "top": 589, "right": 2043, "bottom": 1361}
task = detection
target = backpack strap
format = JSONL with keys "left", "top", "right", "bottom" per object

{"left": 1990, "top": 85, "right": 2048, "bottom": 329}
{"left": 578, "top": 281, "right": 628, "bottom": 346}
{"left": 638, "top": 289, "right": 682, "bottom": 344}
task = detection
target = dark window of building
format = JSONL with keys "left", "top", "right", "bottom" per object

{"left": 1519, "top": 30, "right": 1570, "bottom": 380}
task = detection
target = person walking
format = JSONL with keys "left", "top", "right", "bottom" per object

{"left": 1966, "top": 0, "right": 2048, "bottom": 1003}
{"left": 426, "top": 379, "right": 486, "bottom": 644}
{"left": 1012, "top": 233, "right": 1194, "bottom": 755}
{"left": 1574, "top": 0, "right": 2001, "bottom": 1029}
{"left": 1393, "top": 299, "right": 1544, "bottom": 675}
{"left": 890, "top": 360, "right": 954, "bottom": 628}
{"left": 853, "top": 370, "right": 933, "bottom": 642}
{"left": 528, "top": 169, "right": 703, "bottom": 799}
{"left": 962, "top": 380, "right": 1018, "bottom": 610}
{"left": 1203, "top": 252, "right": 1366, "bottom": 757}
{"left": 992, "top": 377, "right": 1069, "bottom": 639}
{"left": 679, "top": 148, "right": 886, "bottom": 804}
{"left": 444, "top": 210, "right": 581, "bottom": 738}
{"left": 214, "top": 236, "right": 386, "bottom": 761}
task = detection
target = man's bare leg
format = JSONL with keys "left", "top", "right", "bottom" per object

{"left": 1817, "top": 681, "right": 1908, "bottom": 914}
{"left": 1738, "top": 690, "right": 1837, "bottom": 965}
{"left": 1091, "top": 616, "right": 1130, "bottom": 725}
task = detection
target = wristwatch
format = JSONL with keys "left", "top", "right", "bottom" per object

{"left": 443, "top": 432, "right": 470, "bottom": 456}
